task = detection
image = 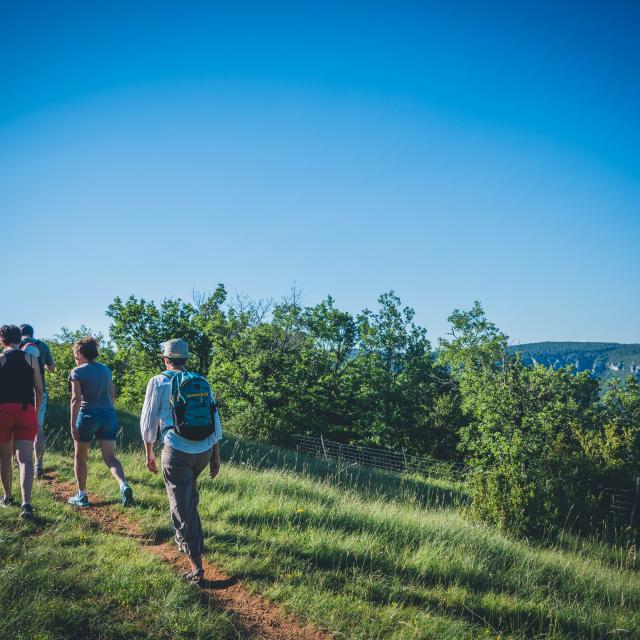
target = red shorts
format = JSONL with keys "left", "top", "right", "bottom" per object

{"left": 0, "top": 403, "right": 38, "bottom": 443}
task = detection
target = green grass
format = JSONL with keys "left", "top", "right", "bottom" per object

{"left": 38, "top": 431, "right": 640, "bottom": 640}
{"left": 0, "top": 481, "right": 241, "bottom": 640}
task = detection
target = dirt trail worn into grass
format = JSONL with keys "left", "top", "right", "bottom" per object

{"left": 43, "top": 472, "right": 332, "bottom": 640}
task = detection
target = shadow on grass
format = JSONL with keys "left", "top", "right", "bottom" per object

{"left": 46, "top": 402, "right": 467, "bottom": 507}
{"left": 213, "top": 528, "right": 627, "bottom": 640}
{"left": 210, "top": 512, "right": 640, "bottom": 612}
{"left": 46, "top": 416, "right": 468, "bottom": 511}
{"left": 220, "top": 436, "right": 468, "bottom": 510}
{"left": 139, "top": 525, "right": 174, "bottom": 546}
{"left": 201, "top": 576, "right": 240, "bottom": 590}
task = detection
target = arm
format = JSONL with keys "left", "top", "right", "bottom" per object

{"left": 144, "top": 441, "right": 158, "bottom": 473}
{"left": 209, "top": 393, "right": 222, "bottom": 478}
{"left": 29, "top": 354, "right": 44, "bottom": 412}
{"left": 140, "top": 378, "right": 160, "bottom": 473}
{"left": 109, "top": 379, "right": 116, "bottom": 405}
{"left": 70, "top": 379, "right": 82, "bottom": 440}
{"left": 209, "top": 441, "right": 221, "bottom": 478}
{"left": 42, "top": 342, "right": 55, "bottom": 373}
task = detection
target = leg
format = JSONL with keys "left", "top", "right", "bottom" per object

{"left": 186, "top": 448, "right": 214, "bottom": 573}
{"left": 99, "top": 439, "right": 126, "bottom": 485}
{"left": 34, "top": 391, "right": 47, "bottom": 470}
{"left": 161, "top": 446, "right": 209, "bottom": 572}
{"left": 74, "top": 441, "right": 90, "bottom": 493}
{"left": 14, "top": 440, "right": 34, "bottom": 505}
{"left": 34, "top": 424, "right": 45, "bottom": 466}
{"left": 0, "top": 440, "right": 13, "bottom": 499}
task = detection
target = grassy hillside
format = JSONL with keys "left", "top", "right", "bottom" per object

{"left": 508, "top": 341, "right": 640, "bottom": 381}
{"left": 17, "top": 425, "right": 638, "bottom": 640}
{"left": 0, "top": 481, "right": 238, "bottom": 640}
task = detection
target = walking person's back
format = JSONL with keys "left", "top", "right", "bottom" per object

{"left": 20, "top": 324, "right": 55, "bottom": 478}
{"left": 71, "top": 361, "right": 114, "bottom": 411}
{"left": 67, "top": 336, "right": 133, "bottom": 508}
{"left": 140, "top": 338, "right": 222, "bottom": 583}
{"left": 0, "top": 324, "right": 43, "bottom": 519}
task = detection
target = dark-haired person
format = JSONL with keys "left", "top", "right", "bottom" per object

{"left": 0, "top": 324, "right": 42, "bottom": 519}
{"left": 20, "top": 324, "right": 55, "bottom": 479}
{"left": 140, "top": 339, "right": 222, "bottom": 583}
{"left": 68, "top": 336, "right": 133, "bottom": 508}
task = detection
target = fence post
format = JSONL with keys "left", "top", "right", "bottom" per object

{"left": 320, "top": 434, "right": 329, "bottom": 462}
{"left": 631, "top": 476, "right": 640, "bottom": 528}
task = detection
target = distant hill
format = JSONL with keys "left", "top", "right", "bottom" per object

{"left": 507, "top": 342, "right": 640, "bottom": 381}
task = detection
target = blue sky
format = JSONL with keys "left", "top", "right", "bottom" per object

{"left": 1, "top": 1, "right": 639, "bottom": 344}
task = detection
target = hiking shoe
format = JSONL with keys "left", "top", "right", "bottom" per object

{"left": 35, "top": 464, "right": 44, "bottom": 480}
{"left": 120, "top": 483, "right": 134, "bottom": 507}
{"left": 184, "top": 568, "right": 205, "bottom": 584}
{"left": 19, "top": 503, "right": 34, "bottom": 520}
{"left": 0, "top": 495, "right": 14, "bottom": 508}
{"left": 68, "top": 492, "right": 90, "bottom": 508}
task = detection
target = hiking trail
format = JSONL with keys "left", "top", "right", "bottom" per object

{"left": 42, "top": 471, "right": 333, "bottom": 640}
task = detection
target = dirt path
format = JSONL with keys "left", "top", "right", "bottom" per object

{"left": 43, "top": 472, "right": 332, "bottom": 640}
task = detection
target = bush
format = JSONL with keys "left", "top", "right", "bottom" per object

{"left": 460, "top": 360, "right": 602, "bottom": 536}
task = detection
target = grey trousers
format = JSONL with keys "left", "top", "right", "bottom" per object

{"left": 161, "top": 444, "right": 213, "bottom": 558}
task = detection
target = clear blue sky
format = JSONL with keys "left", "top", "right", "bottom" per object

{"left": 1, "top": 1, "right": 639, "bottom": 344}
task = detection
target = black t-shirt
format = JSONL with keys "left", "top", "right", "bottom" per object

{"left": 0, "top": 349, "right": 35, "bottom": 405}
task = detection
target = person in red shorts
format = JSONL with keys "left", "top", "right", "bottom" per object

{"left": 0, "top": 324, "right": 43, "bottom": 520}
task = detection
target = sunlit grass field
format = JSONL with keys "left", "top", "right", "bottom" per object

{"left": 25, "top": 414, "right": 640, "bottom": 640}
{"left": 0, "top": 480, "right": 238, "bottom": 640}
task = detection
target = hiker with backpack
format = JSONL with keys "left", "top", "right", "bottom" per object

{"left": 20, "top": 324, "right": 55, "bottom": 479}
{"left": 67, "top": 336, "right": 134, "bottom": 508}
{"left": 140, "top": 338, "right": 222, "bottom": 583}
{"left": 0, "top": 324, "right": 43, "bottom": 519}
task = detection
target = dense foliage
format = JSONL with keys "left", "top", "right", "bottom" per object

{"left": 439, "top": 304, "right": 640, "bottom": 536}
{"left": 49, "top": 286, "right": 461, "bottom": 458}
{"left": 44, "top": 289, "right": 640, "bottom": 537}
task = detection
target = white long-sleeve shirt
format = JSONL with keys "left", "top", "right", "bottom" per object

{"left": 140, "top": 373, "right": 222, "bottom": 454}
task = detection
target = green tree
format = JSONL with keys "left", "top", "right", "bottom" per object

{"left": 439, "top": 302, "right": 615, "bottom": 537}
{"left": 353, "top": 291, "right": 453, "bottom": 455}
{"left": 580, "top": 377, "right": 640, "bottom": 480}
{"left": 106, "top": 294, "right": 214, "bottom": 409}
{"left": 301, "top": 296, "right": 360, "bottom": 439}
{"left": 206, "top": 293, "right": 322, "bottom": 443}
{"left": 463, "top": 358, "right": 600, "bottom": 536}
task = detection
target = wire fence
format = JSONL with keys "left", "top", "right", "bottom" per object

{"left": 601, "top": 478, "right": 640, "bottom": 528}
{"left": 293, "top": 434, "right": 468, "bottom": 483}
{"left": 292, "top": 434, "right": 640, "bottom": 527}
{"left": 44, "top": 412, "right": 640, "bottom": 528}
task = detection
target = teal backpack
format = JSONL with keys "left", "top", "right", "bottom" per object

{"left": 161, "top": 370, "right": 217, "bottom": 441}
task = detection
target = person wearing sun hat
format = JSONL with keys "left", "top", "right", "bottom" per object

{"left": 140, "top": 338, "right": 222, "bottom": 583}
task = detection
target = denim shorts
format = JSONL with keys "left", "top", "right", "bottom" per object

{"left": 76, "top": 408, "right": 117, "bottom": 442}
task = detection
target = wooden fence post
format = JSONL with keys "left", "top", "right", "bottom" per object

{"left": 320, "top": 434, "right": 329, "bottom": 462}
{"left": 631, "top": 476, "right": 640, "bottom": 528}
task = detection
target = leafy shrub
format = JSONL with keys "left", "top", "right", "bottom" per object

{"left": 462, "top": 360, "right": 601, "bottom": 536}
{"left": 440, "top": 302, "right": 640, "bottom": 538}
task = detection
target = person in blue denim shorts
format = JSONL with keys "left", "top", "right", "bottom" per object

{"left": 67, "top": 336, "right": 133, "bottom": 508}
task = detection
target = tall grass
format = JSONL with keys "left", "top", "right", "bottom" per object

{"left": 42, "top": 409, "right": 640, "bottom": 640}
{"left": 0, "top": 479, "right": 239, "bottom": 639}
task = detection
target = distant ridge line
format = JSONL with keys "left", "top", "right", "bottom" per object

{"left": 507, "top": 342, "right": 640, "bottom": 380}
